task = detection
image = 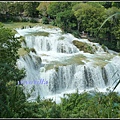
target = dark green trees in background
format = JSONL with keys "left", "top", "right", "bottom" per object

{"left": 36, "top": 2, "right": 51, "bottom": 24}
{"left": 0, "top": 2, "right": 40, "bottom": 22}
{"left": 100, "top": 7, "right": 120, "bottom": 50}
{"left": 37, "top": 2, "right": 50, "bottom": 17}
{"left": 23, "top": 2, "right": 39, "bottom": 17}
{"left": 47, "top": 2, "right": 72, "bottom": 18}
{"left": 72, "top": 2, "right": 105, "bottom": 37}
{"left": 0, "top": 1, "right": 119, "bottom": 50}
{"left": 55, "top": 10, "right": 77, "bottom": 32}
{"left": 71, "top": 2, "right": 120, "bottom": 51}
{"left": 42, "top": 1, "right": 119, "bottom": 51}
{"left": 7, "top": 2, "right": 24, "bottom": 16}
{"left": 47, "top": 2, "right": 78, "bottom": 32}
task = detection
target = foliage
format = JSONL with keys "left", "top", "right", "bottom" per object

{"left": 7, "top": 2, "right": 24, "bottom": 16}
{"left": 0, "top": 2, "right": 8, "bottom": 14}
{"left": 112, "top": 2, "right": 120, "bottom": 8}
{"left": 47, "top": 2, "right": 72, "bottom": 18}
{"left": 23, "top": 2, "right": 39, "bottom": 17}
{"left": 36, "top": 2, "right": 51, "bottom": 17}
{"left": 29, "top": 18, "right": 38, "bottom": 23}
{"left": 42, "top": 17, "right": 49, "bottom": 24}
{"left": 1, "top": 1, "right": 119, "bottom": 52}
{"left": 59, "top": 90, "right": 120, "bottom": 118}
{"left": 0, "top": 22, "right": 25, "bottom": 117}
{"left": 72, "top": 2, "right": 105, "bottom": 37}
{"left": 100, "top": 2, "right": 112, "bottom": 8}
{"left": 55, "top": 10, "right": 77, "bottom": 32}
{"left": 2, "top": 85, "right": 119, "bottom": 118}
{"left": 46, "top": 2, "right": 77, "bottom": 32}
{"left": 97, "top": 7, "right": 120, "bottom": 51}
{"left": 0, "top": 2, "right": 39, "bottom": 22}
{"left": 72, "top": 2, "right": 120, "bottom": 52}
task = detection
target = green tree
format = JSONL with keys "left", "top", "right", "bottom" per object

{"left": 0, "top": 2, "right": 24, "bottom": 22}
{"left": 100, "top": 2, "right": 112, "bottom": 8}
{"left": 0, "top": 22, "right": 25, "bottom": 117}
{"left": 72, "top": 2, "right": 105, "bottom": 37}
{"left": 97, "top": 7, "right": 120, "bottom": 51}
{"left": 36, "top": 2, "right": 51, "bottom": 17}
{"left": 55, "top": 10, "right": 77, "bottom": 32}
{"left": 23, "top": 2, "right": 39, "bottom": 17}
{"left": 7, "top": 2, "right": 18, "bottom": 16}
{"left": 59, "top": 90, "right": 120, "bottom": 118}
{"left": 47, "top": 2, "right": 72, "bottom": 19}
{"left": 112, "top": 2, "right": 120, "bottom": 8}
{"left": 0, "top": 2, "right": 9, "bottom": 14}
{"left": 0, "top": 2, "right": 10, "bottom": 22}
{"left": 7, "top": 2, "right": 24, "bottom": 16}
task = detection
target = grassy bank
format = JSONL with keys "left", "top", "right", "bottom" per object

{"left": 3, "top": 22, "right": 57, "bottom": 30}
{"left": 3, "top": 22, "right": 41, "bottom": 29}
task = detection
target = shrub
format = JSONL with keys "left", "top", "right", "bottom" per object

{"left": 29, "top": 18, "right": 38, "bottom": 23}
{"left": 42, "top": 17, "right": 49, "bottom": 24}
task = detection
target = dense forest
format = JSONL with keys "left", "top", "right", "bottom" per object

{"left": 0, "top": 1, "right": 120, "bottom": 118}
{"left": 0, "top": 1, "right": 120, "bottom": 51}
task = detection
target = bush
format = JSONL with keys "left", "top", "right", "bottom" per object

{"left": 42, "top": 17, "right": 49, "bottom": 24}
{"left": 21, "top": 18, "right": 29, "bottom": 22}
{"left": 50, "top": 20, "right": 56, "bottom": 26}
{"left": 29, "top": 18, "right": 38, "bottom": 23}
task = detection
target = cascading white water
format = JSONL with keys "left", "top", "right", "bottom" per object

{"left": 16, "top": 25, "right": 120, "bottom": 103}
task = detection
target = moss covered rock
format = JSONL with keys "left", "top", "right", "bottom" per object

{"left": 17, "top": 48, "right": 28, "bottom": 56}
{"left": 30, "top": 48, "right": 36, "bottom": 54}
{"left": 72, "top": 40, "right": 95, "bottom": 54}
{"left": 26, "top": 31, "right": 49, "bottom": 37}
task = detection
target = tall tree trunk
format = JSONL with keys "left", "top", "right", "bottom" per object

{"left": 77, "top": 21, "right": 80, "bottom": 32}
{"left": 117, "top": 39, "right": 120, "bottom": 50}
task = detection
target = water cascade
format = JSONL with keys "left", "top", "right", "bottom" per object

{"left": 16, "top": 26, "right": 120, "bottom": 103}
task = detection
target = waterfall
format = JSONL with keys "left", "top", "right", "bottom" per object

{"left": 16, "top": 26, "right": 120, "bottom": 103}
